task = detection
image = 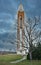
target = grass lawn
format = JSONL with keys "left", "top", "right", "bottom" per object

{"left": 0, "top": 54, "right": 41, "bottom": 65}
{"left": 0, "top": 54, "right": 23, "bottom": 62}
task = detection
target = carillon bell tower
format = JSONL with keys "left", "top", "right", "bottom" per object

{"left": 17, "top": 4, "right": 25, "bottom": 54}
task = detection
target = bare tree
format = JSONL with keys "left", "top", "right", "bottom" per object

{"left": 24, "top": 16, "right": 41, "bottom": 60}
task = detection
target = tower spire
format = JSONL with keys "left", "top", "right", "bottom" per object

{"left": 18, "top": 0, "right": 24, "bottom": 12}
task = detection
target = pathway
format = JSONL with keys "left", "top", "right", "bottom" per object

{"left": 10, "top": 56, "right": 26, "bottom": 63}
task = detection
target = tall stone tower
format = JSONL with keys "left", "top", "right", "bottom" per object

{"left": 17, "top": 4, "right": 25, "bottom": 54}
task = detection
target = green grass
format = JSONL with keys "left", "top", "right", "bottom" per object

{"left": 0, "top": 54, "right": 23, "bottom": 62}
{"left": 0, "top": 60, "right": 41, "bottom": 65}
{"left": 0, "top": 54, "right": 41, "bottom": 65}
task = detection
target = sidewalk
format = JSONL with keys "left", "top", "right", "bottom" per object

{"left": 10, "top": 56, "right": 26, "bottom": 63}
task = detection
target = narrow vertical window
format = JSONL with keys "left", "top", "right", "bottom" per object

{"left": 20, "top": 15, "right": 22, "bottom": 29}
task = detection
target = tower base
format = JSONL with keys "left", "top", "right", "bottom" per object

{"left": 17, "top": 50, "right": 26, "bottom": 55}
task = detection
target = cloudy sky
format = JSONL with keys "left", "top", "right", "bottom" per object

{"left": 0, "top": 0, "right": 41, "bottom": 51}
